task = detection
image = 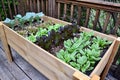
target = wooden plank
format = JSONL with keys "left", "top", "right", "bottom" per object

{"left": 77, "top": 0, "right": 120, "bottom": 8}
{"left": 42, "top": 16, "right": 71, "bottom": 25}
{"left": 91, "top": 75, "right": 100, "bottom": 80}
{"left": 0, "top": 57, "right": 15, "bottom": 80}
{"left": 73, "top": 71, "right": 90, "bottom": 80}
{"left": 46, "top": 0, "right": 48, "bottom": 15}
{"left": 57, "top": 3, "right": 60, "bottom": 19}
{"left": 77, "top": 6, "right": 81, "bottom": 25}
{"left": 113, "top": 14, "right": 120, "bottom": 34}
{"left": 11, "top": 49, "right": 48, "bottom": 80}
{"left": 0, "top": 48, "right": 31, "bottom": 80}
{"left": 102, "top": 12, "right": 111, "bottom": 33}
{"left": 90, "top": 39, "right": 116, "bottom": 76}
{"left": 57, "top": 0, "right": 120, "bottom": 12}
{"left": 101, "top": 37, "right": 120, "bottom": 80}
{"left": 84, "top": 8, "right": 91, "bottom": 27}
{"left": 13, "top": 0, "right": 17, "bottom": 15}
{"left": 29, "top": 0, "right": 33, "bottom": 11}
{"left": 63, "top": 3, "right": 67, "bottom": 20}
{"left": 93, "top": 9, "right": 100, "bottom": 30}
{"left": 0, "top": 23, "right": 13, "bottom": 62}
{"left": 80, "top": 27, "right": 116, "bottom": 41}
{"left": 0, "top": 14, "right": 2, "bottom": 21}
{"left": 37, "top": 0, "right": 40, "bottom": 12}
{"left": 33, "top": 0, "right": 36, "bottom": 12}
{"left": 70, "top": 5, "right": 74, "bottom": 19}
{"left": 41, "top": 0, "right": 45, "bottom": 13}
{"left": 7, "top": 0, "right": 13, "bottom": 19}
{"left": 1, "top": 0, "right": 7, "bottom": 17}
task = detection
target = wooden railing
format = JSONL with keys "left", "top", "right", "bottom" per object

{"left": 56, "top": 0, "right": 120, "bottom": 35}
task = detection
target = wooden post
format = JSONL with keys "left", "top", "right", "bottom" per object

{"left": 101, "top": 38, "right": 120, "bottom": 80}
{"left": 0, "top": 23, "right": 13, "bottom": 62}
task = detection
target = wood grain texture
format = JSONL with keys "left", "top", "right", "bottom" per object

{"left": 84, "top": 8, "right": 91, "bottom": 27}
{"left": 0, "top": 23, "right": 13, "bottom": 62}
{"left": 101, "top": 37, "right": 120, "bottom": 80}
{"left": 11, "top": 49, "right": 48, "bottom": 80}
{"left": 102, "top": 12, "right": 111, "bottom": 33}
{"left": 0, "top": 48, "right": 30, "bottom": 80}
{"left": 93, "top": 9, "right": 100, "bottom": 30}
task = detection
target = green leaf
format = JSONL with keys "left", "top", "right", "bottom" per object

{"left": 77, "top": 56, "right": 87, "bottom": 65}
{"left": 27, "top": 34, "right": 36, "bottom": 42}
{"left": 64, "top": 39, "right": 72, "bottom": 49}
{"left": 64, "top": 53, "right": 71, "bottom": 63}
{"left": 81, "top": 61, "right": 90, "bottom": 73}
{"left": 56, "top": 49, "right": 65, "bottom": 61}
{"left": 90, "top": 56, "right": 101, "bottom": 61}
{"left": 70, "top": 62, "right": 80, "bottom": 70}
{"left": 70, "top": 51, "right": 77, "bottom": 61}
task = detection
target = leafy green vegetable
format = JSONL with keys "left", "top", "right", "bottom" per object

{"left": 27, "top": 34, "right": 36, "bottom": 42}
{"left": 56, "top": 31, "right": 112, "bottom": 73}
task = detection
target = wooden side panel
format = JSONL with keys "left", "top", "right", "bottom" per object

{"left": 101, "top": 37, "right": 120, "bottom": 80}
{"left": 90, "top": 40, "right": 115, "bottom": 76}
{"left": 42, "top": 16, "right": 71, "bottom": 25}
{"left": 0, "top": 23, "right": 13, "bottom": 62}
{"left": 80, "top": 27, "right": 116, "bottom": 41}
{"left": 73, "top": 71, "right": 90, "bottom": 80}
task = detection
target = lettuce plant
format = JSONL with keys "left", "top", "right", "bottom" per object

{"left": 57, "top": 31, "right": 112, "bottom": 73}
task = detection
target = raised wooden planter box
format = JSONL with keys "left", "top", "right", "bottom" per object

{"left": 0, "top": 16, "right": 119, "bottom": 80}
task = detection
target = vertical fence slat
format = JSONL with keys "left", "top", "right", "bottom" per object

{"left": 93, "top": 9, "right": 100, "bottom": 30}
{"left": 113, "top": 14, "right": 120, "bottom": 34}
{"left": 37, "top": 0, "right": 40, "bottom": 12}
{"left": 84, "top": 8, "right": 91, "bottom": 27}
{"left": 13, "top": 0, "right": 17, "bottom": 15}
{"left": 7, "top": 0, "right": 12, "bottom": 18}
{"left": 1, "top": 0, "right": 7, "bottom": 18}
{"left": 77, "top": 6, "right": 81, "bottom": 25}
{"left": 30, "top": 0, "right": 33, "bottom": 11}
{"left": 26, "top": 0, "right": 30, "bottom": 12}
{"left": 70, "top": 5, "right": 74, "bottom": 19}
{"left": 64, "top": 4, "right": 67, "bottom": 15}
{"left": 46, "top": 0, "right": 48, "bottom": 15}
{"left": 102, "top": 12, "right": 111, "bottom": 33}
{"left": 0, "top": 14, "right": 1, "bottom": 21}
{"left": 58, "top": 3, "right": 60, "bottom": 19}
{"left": 41, "top": 0, "right": 45, "bottom": 13}
{"left": 63, "top": 4, "right": 67, "bottom": 20}
{"left": 33, "top": 0, "right": 36, "bottom": 12}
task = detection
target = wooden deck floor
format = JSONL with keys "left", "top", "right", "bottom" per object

{"left": 0, "top": 41, "right": 48, "bottom": 80}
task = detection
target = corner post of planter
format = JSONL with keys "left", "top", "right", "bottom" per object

{"left": 101, "top": 38, "right": 120, "bottom": 80}
{"left": 0, "top": 22, "right": 13, "bottom": 62}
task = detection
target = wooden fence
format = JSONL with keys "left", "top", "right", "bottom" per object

{"left": 0, "top": 0, "right": 49, "bottom": 20}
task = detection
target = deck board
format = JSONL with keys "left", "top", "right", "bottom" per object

{"left": 0, "top": 41, "right": 48, "bottom": 80}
